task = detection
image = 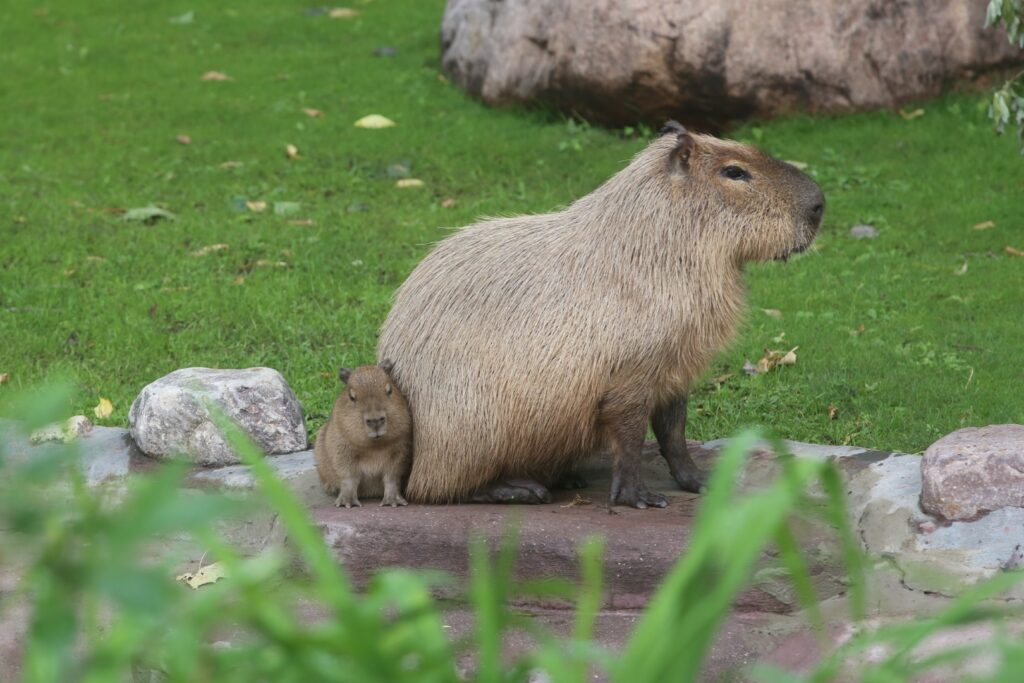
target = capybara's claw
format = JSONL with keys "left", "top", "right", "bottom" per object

{"left": 672, "top": 468, "right": 707, "bottom": 494}
{"left": 381, "top": 494, "right": 408, "bottom": 507}
{"left": 610, "top": 478, "right": 668, "bottom": 509}
{"left": 470, "top": 478, "right": 552, "bottom": 504}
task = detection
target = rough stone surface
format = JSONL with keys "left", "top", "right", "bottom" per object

{"left": 920, "top": 424, "right": 1024, "bottom": 522}
{"left": 850, "top": 451, "right": 1024, "bottom": 600}
{"left": 440, "top": 0, "right": 1023, "bottom": 129}
{"left": 128, "top": 367, "right": 307, "bottom": 466}
{"left": 189, "top": 449, "right": 331, "bottom": 507}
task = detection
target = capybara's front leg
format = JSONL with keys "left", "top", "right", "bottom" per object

{"left": 335, "top": 476, "right": 361, "bottom": 508}
{"left": 652, "top": 395, "right": 707, "bottom": 493}
{"left": 380, "top": 467, "right": 408, "bottom": 508}
{"left": 604, "top": 398, "right": 667, "bottom": 509}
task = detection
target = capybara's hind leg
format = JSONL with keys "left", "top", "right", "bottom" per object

{"left": 651, "top": 395, "right": 707, "bottom": 493}
{"left": 470, "top": 478, "right": 552, "bottom": 504}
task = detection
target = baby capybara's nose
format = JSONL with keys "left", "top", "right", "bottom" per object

{"left": 366, "top": 416, "right": 385, "bottom": 432}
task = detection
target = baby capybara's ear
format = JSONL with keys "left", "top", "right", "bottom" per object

{"left": 378, "top": 359, "right": 394, "bottom": 375}
{"left": 338, "top": 368, "right": 352, "bottom": 383}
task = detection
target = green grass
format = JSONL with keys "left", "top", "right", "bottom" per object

{"left": 1, "top": 0, "right": 1021, "bottom": 452}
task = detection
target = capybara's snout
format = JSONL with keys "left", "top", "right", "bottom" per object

{"left": 365, "top": 414, "right": 386, "bottom": 438}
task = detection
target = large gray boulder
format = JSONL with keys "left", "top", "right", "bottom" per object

{"left": 129, "top": 368, "right": 307, "bottom": 466}
{"left": 440, "top": 0, "right": 1023, "bottom": 128}
{"left": 920, "top": 424, "right": 1024, "bottom": 522}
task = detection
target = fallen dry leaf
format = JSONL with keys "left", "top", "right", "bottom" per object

{"left": 328, "top": 7, "right": 359, "bottom": 18}
{"left": 441, "top": 197, "right": 456, "bottom": 208}
{"left": 354, "top": 114, "right": 396, "bottom": 129}
{"left": 1006, "top": 246, "right": 1024, "bottom": 257}
{"left": 233, "top": 275, "right": 246, "bottom": 285}
{"left": 395, "top": 178, "right": 424, "bottom": 189}
{"left": 201, "top": 70, "right": 231, "bottom": 81}
{"left": 285, "top": 144, "right": 299, "bottom": 159}
{"left": 246, "top": 200, "right": 267, "bottom": 213}
{"left": 302, "top": 108, "right": 324, "bottom": 118}
{"left": 762, "top": 308, "right": 782, "bottom": 319}
{"left": 560, "top": 493, "right": 592, "bottom": 508}
{"left": 289, "top": 219, "right": 314, "bottom": 226}
{"left": 192, "top": 243, "right": 229, "bottom": 257}
{"left": 93, "top": 398, "right": 114, "bottom": 419}
{"left": 954, "top": 261, "right": 968, "bottom": 276}
{"left": 754, "top": 346, "right": 799, "bottom": 374}
{"left": 973, "top": 220, "right": 996, "bottom": 231}
{"left": 219, "top": 161, "right": 243, "bottom": 169}
{"left": 828, "top": 404, "right": 839, "bottom": 420}
{"left": 177, "top": 561, "right": 228, "bottom": 590}
{"left": 176, "top": 134, "right": 192, "bottom": 145}
{"left": 0, "top": 373, "right": 10, "bottom": 385}
{"left": 899, "top": 108, "right": 925, "bottom": 121}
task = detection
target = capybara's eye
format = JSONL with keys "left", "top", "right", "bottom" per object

{"left": 385, "top": 384, "right": 392, "bottom": 395}
{"left": 721, "top": 165, "right": 750, "bottom": 181}
{"left": 349, "top": 392, "right": 356, "bottom": 402}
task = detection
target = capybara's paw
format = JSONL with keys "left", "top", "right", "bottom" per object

{"left": 609, "top": 477, "right": 668, "bottom": 510}
{"left": 672, "top": 468, "right": 707, "bottom": 494}
{"left": 381, "top": 493, "right": 408, "bottom": 507}
{"left": 470, "top": 478, "right": 552, "bottom": 504}
{"left": 335, "top": 492, "right": 361, "bottom": 508}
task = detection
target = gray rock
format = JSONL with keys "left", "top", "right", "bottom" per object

{"left": 189, "top": 450, "right": 331, "bottom": 507}
{"left": 849, "top": 450, "right": 1024, "bottom": 601}
{"left": 440, "top": 0, "right": 1022, "bottom": 128}
{"left": 920, "top": 424, "right": 1024, "bottom": 522}
{"left": 849, "top": 224, "right": 879, "bottom": 239}
{"left": 128, "top": 368, "right": 307, "bottom": 466}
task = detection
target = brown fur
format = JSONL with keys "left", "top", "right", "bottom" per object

{"left": 314, "top": 363, "right": 412, "bottom": 507}
{"left": 378, "top": 128, "right": 824, "bottom": 504}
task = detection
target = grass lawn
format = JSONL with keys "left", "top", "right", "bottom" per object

{"left": 1, "top": 0, "right": 1021, "bottom": 453}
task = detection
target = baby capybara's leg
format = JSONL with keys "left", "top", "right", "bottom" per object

{"left": 469, "top": 478, "right": 552, "bottom": 504}
{"left": 651, "top": 395, "right": 707, "bottom": 493}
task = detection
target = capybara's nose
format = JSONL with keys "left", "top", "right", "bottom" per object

{"left": 366, "top": 416, "right": 385, "bottom": 432}
{"left": 806, "top": 186, "right": 826, "bottom": 229}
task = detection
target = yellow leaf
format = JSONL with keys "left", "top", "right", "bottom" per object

{"left": 176, "top": 561, "right": 229, "bottom": 590}
{"left": 328, "top": 7, "right": 359, "bottom": 18}
{"left": 0, "top": 373, "right": 10, "bottom": 385}
{"left": 246, "top": 200, "right": 267, "bottom": 213}
{"left": 233, "top": 275, "right": 246, "bottom": 285}
{"left": 285, "top": 144, "right": 299, "bottom": 159}
{"left": 828, "top": 404, "right": 838, "bottom": 420}
{"left": 192, "top": 243, "right": 229, "bottom": 257}
{"left": 780, "top": 346, "right": 798, "bottom": 365}
{"left": 972, "top": 220, "right": 995, "bottom": 231}
{"left": 354, "top": 114, "right": 396, "bottom": 129}
{"left": 898, "top": 108, "right": 924, "bottom": 121}
{"left": 201, "top": 71, "right": 231, "bottom": 81}
{"left": 441, "top": 197, "right": 456, "bottom": 208}
{"left": 395, "top": 178, "right": 424, "bottom": 188}
{"left": 1007, "top": 246, "right": 1024, "bottom": 257}
{"left": 93, "top": 398, "right": 114, "bottom": 419}
{"left": 302, "top": 108, "right": 324, "bottom": 118}
{"left": 176, "top": 134, "right": 192, "bottom": 145}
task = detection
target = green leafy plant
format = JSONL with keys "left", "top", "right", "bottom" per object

{"left": 986, "top": 0, "right": 1024, "bottom": 153}
{"left": 3, "top": 386, "right": 1024, "bottom": 682}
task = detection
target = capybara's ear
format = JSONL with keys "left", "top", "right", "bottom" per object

{"left": 378, "top": 359, "right": 394, "bottom": 374}
{"left": 338, "top": 367, "right": 352, "bottom": 383}
{"left": 669, "top": 132, "right": 696, "bottom": 172}
{"left": 660, "top": 120, "right": 686, "bottom": 136}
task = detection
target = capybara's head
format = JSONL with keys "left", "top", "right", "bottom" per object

{"left": 659, "top": 121, "right": 824, "bottom": 263}
{"left": 336, "top": 361, "right": 410, "bottom": 443}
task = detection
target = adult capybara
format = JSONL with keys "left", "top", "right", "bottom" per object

{"left": 314, "top": 362, "right": 412, "bottom": 508}
{"left": 378, "top": 122, "right": 824, "bottom": 508}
